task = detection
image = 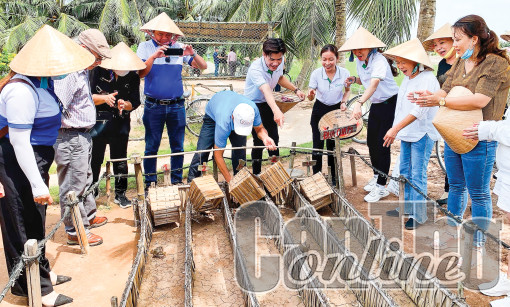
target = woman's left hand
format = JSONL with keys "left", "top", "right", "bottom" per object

{"left": 383, "top": 127, "right": 398, "bottom": 147}
{"left": 414, "top": 90, "right": 441, "bottom": 107}
{"left": 340, "top": 101, "right": 347, "bottom": 111}
{"left": 463, "top": 123, "right": 480, "bottom": 140}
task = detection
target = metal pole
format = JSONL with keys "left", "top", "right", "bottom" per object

{"left": 24, "top": 239, "right": 42, "bottom": 307}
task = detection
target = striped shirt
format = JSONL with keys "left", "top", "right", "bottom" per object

{"left": 54, "top": 70, "right": 96, "bottom": 129}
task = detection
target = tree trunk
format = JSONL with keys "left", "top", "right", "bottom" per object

{"left": 295, "top": 59, "right": 314, "bottom": 89}
{"left": 416, "top": 0, "right": 436, "bottom": 42}
{"left": 334, "top": 0, "right": 347, "bottom": 66}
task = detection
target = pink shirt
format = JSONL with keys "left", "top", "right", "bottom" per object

{"left": 227, "top": 51, "right": 237, "bottom": 63}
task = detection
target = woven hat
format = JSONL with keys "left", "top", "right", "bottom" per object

{"left": 9, "top": 25, "right": 95, "bottom": 77}
{"left": 383, "top": 38, "right": 434, "bottom": 70}
{"left": 501, "top": 31, "right": 510, "bottom": 42}
{"left": 432, "top": 86, "right": 482, "bottom": 154}
{"left": 422, "top": 23, "right": 453, "bottom": 52}
{"left": 140, "top": 12, "right": 184, "bottom": 37}
{"left": 100, "top": 42, "right": 146, "bottom": 71}
{"left": 338, "top": 27, "right": 386, "bottom": 52}
{"left": 78, "top": 29, "right": 112, "bottom": 59}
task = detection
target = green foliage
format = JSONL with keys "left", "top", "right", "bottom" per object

{"left": 0, "top": 50, "right": 15, "bottom": 77}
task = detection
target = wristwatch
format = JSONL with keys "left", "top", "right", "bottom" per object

{"left": 439, "top": 98, "right": 446, "bottom": 106}
{"left": 293, "top": 88, "right": 300, "bottom": 94}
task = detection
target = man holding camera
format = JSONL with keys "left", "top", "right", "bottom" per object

{"left": 137, "top": 13, "right": 207, "bottom": 187}
{"left": 54, "top": 29, "right": 111, "bottom": 246}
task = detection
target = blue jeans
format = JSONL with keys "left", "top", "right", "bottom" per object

{"left": 187, "top": 114, "right": 246, "bottom": 181}
{"left": 214, "top": 63, "right": 219, "bottom": 77}
{"left": 445, "top": 140, "right": 497, "bottom": 246}
{"left": 143, "top": 99, "right": 186, "bottom": 185}
{"left": 398, "top": 134, "right": 434, "bottom": 224}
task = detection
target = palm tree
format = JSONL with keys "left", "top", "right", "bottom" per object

{"left": 334, "top": 0, "right": 347, "bottom": 65}
{"left": 0, "top": 0, "right": 89, "bottom": 52}
{"left": 416, "top": 0, "right": 436, "bottom": 42}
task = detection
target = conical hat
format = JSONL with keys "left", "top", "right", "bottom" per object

{"left": 338, "top": 27, "right": 386, "bottom": 52}
{"left": 140, "top": 13, "right": 184, "bottom": 37}
{"left": 432, "top": 86, "right": 482, "bottom": 154}
{"left": 501, "top": 31, "right": 510, "bottom": 42}
{"left": 9, "top": 25, "right": 95, "bottom": 77}
{"left": 422, "top": 23, "right": 453, "bottom": 51}
{"left": 383, "top": 38, "right": 434, "bottom": 70}
{"left": 99, "top": 42, "right": 146, "bottom": 71}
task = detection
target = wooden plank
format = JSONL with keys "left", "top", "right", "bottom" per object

{"left": 67, "top": 191, "right": 89, "bottom": 255}
{"left": 24, "top": 239, "right": 42, "bottom": 307}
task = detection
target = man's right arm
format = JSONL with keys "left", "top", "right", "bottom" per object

{"left": 138, "top": 45, "right": 167, "bottom": 78}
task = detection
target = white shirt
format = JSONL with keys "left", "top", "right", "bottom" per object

{"left": 308, "top": 65, "right": 350, "bottom": 106}
{"left": 479, "top": 108, "right": 510, "bottom": 185}
{"left": 244, "top": 57, "right": 284, "bottom": 103}
{"left": 356, "top": 52, "right": 399, "bottom": 103}
{"left": 393, "top": 70, "right": 440, "bottom": 142}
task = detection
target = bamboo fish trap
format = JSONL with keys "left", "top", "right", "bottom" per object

{"left": 259, "top": 161, "right": 292, "bottom": 197}
{"left": 188, "top": 175, "right": 224, "bottom": 212}
{"left": 147, "top": 185, "right": 181, "bottom": 226}
{"left": 299, "top": 172, "right": 333, "bottom": 210}
{"left": 229, "top": 167, "right": 266, "bottom": 205}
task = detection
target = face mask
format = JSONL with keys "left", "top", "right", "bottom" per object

{"left": 51, "top": 74, "right": 68, "bottom": 81}
{"left": 114, "top": 70, "right": 129, "bottom": 77}
{"left": 461, "top": 43, "right": 474, "bottom": 60}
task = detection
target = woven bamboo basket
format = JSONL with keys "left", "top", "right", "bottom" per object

{"left": 229, "top": 168, "right": 266, "bottom": 205}
{"left": 147, "top": 185, "right": 181, "bottom": 226}
{"left": 259, "top": 161, "right": 292, "bottom": 197}
{"left": 273, "top": 92, "right": 303, "bottom": 113}
{"left": 300, "top": 172, "right": 333, "bottom": 210}
{"left": 188, "top": 175, "right": 224, "bottom": 212}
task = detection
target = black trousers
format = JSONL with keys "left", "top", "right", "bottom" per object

{"left": 91, "top": 134, "right": 129, "bottom": 195}
{"left": 251, "top": 102, "right": 279, "bottom": 174}
{"left": 0, "top": 138, "right": 54, "bottom": 296}
{"left": 367, "top": 95, "right": 397, "bottom": 186}
{"left": 310, "top": 100, "right": 340, "bottom": 184}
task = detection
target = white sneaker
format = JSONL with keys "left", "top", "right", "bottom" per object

{"left": 364, "top": 186, "right": 390, "bottom": 203}
{"left": 490, "top": 296, "right": 510, "bottom": 307}
{"left": 364, "top": 176, "right": 378, "bottom": 192}
{"left": 479, "top": 272, "right": 510, "bottom": 297}
{"left": 386, "top": 180, "right": 400, "bottom": 197}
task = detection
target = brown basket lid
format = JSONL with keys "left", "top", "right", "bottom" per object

{"left": 318, "top": 109, "right": 363, "bottom": 140}
{"left": 432, "top": 86, "right": 482, "bottom": 154}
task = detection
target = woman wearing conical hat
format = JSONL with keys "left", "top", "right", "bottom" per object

{"left": 340, "top": 27, "right": 399, "bottom": 203}
{"left": 0, "top": 25, "right": 95, "bottom": 306}
{"left": 90, "top": 42, "right": 146, "bottom": 209}
{"left": 423, "top": 23, "right": 456, "bottom": 206}
{"left": 414, "top": 15, "right": 510, "bottom": 250}
{"left": 381, "top": 39, "right": 440, "bottom": 230}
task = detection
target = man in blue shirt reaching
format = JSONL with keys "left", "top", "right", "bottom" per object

{"left": 187, "top": 91, "right": 276, "bottom": 182}
{"left": 137, "top": 13, "right": 207, "bottom": 187}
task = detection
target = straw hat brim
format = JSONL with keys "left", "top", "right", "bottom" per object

{"left": 99, "top": 42, "right": 146, "bottom": 71}
{"left": 9, "top": 25, "right": 95, "bottom": 77}
{"left": 140, "top": 12, "right": 184, "bottom": 37}
{"left": 432, "top": 86, "right": 482, "bottom": 154}
{"left": 338, "top": 27, "right": 386, "bottom": 52}
{"left": 501, "top": 32, "right": 510, "bottom": 42}
{"left": 422, "top": 23, "right": 453, "bottom": 52}
{"left": 383, "top": 38, "right": 434, "bottom": 70}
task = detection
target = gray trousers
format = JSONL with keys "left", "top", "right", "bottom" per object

{"left": 54, "top": 130, "right": 96, "bottom": 235}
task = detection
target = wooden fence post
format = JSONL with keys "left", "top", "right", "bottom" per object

{"left": 110, "top": 296, "right": 118, "bottom": 307}
{"left": 66, "top": 191, "right": 89, "bottom": 255}
{"left": 132, "top": 154, "right": 144, "bottom": 226}
{"left": 24, "top": 239, "right": 42, "bottom": 307}
{"left": 348, "top": 148, "right": 357, "bottom": 187}
{"left": 334, "top": 138, "right": 345, "bottom": 196}
{"left": 213, "top": 159, "right": 219, "bottom": 181}
{"left": 105, "top": 162, "right": 112, "bottom": 205}
{"left": 289, "top": 141, "right": 296, "bottom": 170}
{"left": 398, "top": 176, "right": 405, "bottom": 219}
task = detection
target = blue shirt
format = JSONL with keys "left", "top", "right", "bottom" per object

{"left": 0, "top": 75, "right": 61, "bottom": 146}
{"left": 244, "top": 57, "right": 284, "bottom": 103}
{"left": 205, "top": 91, "right": 262, "bottom": 148}
{"left": 137, "top": 40, "right": 193, "bottom": 100}
{"left": 213, "top": 51, "right": 219, "bottom": 64}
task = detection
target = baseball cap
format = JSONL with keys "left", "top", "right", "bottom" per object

{"left": 233, "top": 103, "right": 255, "bottom": 136}
{"left": 78, "top": 29, "right": 112, "bottom": 59}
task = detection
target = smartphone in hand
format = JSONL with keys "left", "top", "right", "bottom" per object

{"left": 164, "top": 48, "right": 184, "bottom": 56}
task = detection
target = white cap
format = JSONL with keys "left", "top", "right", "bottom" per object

{"left": 233, "top": 103, "right": 255, "bottom": 136}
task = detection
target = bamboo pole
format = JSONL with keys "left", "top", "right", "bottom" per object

{"left": 67, "top": 191, "right": 89, "bottom": 255}
{"left": 24, "top": 239, "right": 41, "bottom": 307}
